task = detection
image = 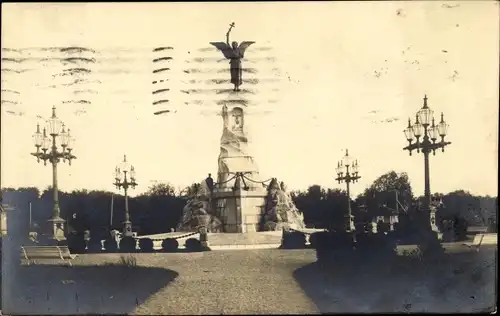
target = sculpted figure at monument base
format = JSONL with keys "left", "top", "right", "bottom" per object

{"left": 177, "top": 178, "right": 223, "bottom": 233}
{"left": 261, "top": 178, "right": 306, "bottom": 231}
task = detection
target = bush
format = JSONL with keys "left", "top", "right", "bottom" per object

{"left": 377, "top": 221, "right": 390, "bottom": 234}
{"left": 89, "top": 229, "right": 109, "bottom": 243}
{"left": 313, "top": 231, "right": 335, "bottom": 261}
{"left": 310, "top": 231, "right": 332, "bottom": 249}
{"left": 161, "top": 238, "right": 179, "bottom": 252}
{"left": 103, "top": 238, "right": 118, "bottom": 252}
{"left": 418, "top": 231, "right": 445, "bottom": 258}
{"left": 453, "top": 217, "right": 469, "bottom": 241}
{"left": 354, "top": 232, "right": 372, "bottom": 252}
{"left": 376, "top": 233, "right": 397, "bottom": 256}
{"left": 185, "top": 238, "right": 202, "bottom": 252}
{"left": 138, "top": 238, "right": 154, "bottom": 252}
{"left": 87, "top": 238, "right": 103, "bottom": 253}
{"left": 354, "top": 222, "right": 366, "bottom": 233}
{"left": 330, "top": 231, "right": 355, "bottom": 250}
{"left": 67, "top": 233, "right": 86, "bottom": 254}
{"left": 119, "top": 236, "right": 137, "bottom": 253}
{"left": 282, "top": 231, "right": 306, "bottom": 249}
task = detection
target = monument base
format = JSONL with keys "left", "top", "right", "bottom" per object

{"left": 215, "top": 187, "right": 267, "bottom": 233}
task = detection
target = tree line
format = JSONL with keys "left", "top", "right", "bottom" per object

{"left": 2, "top": 171, "right": 497, "bottom": 237}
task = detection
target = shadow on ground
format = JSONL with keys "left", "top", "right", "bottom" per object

{"left": 294, "top": 248, "right": 497, "bottom": 313}
{"left": 3, "top": 262, "right": 178, "bottom": 314}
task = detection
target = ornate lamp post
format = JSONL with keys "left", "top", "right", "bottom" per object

{"left": 403, "top": 95, "right": 451, "bottom": 232}
{"left": 113, "top": 155, "right": 137, "bottom": 237}
{"left": 31, "top": 106, "right": 76, "bottom": 242}
{"left": 335, "top": 149, "right": 361, "bottom": 232}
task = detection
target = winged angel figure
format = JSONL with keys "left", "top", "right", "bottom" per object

{"left": 210, "top": 23, "right": 255, "bottom": 92}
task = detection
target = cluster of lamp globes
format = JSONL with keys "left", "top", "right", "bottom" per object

{"left": 403, "top": 96, "right": 449, "bottom": 156}
{"left": 31, "top": 110, "right": 76, "bottom": 166}
{"left": 113, "top": 156, "right": 138, "bottom": 190}
{"left": 335, "top": 150, "right": 360, "bottom": 184}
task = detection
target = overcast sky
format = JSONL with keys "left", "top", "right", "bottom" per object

{"left": 1, "top": 2, "right": 498, "bottom": 197}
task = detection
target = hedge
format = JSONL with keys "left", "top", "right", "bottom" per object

{"left": 87, "top": 238, "right": 103, "bottom": 253}
{"left": 310, "top": 231, "right": 332, "bottom": 250}
{"left": 67, "top": 233, "right": 86, "bottom": 254}
{"left": 162, "top": 238, "right": 179, "bottom": 252}
{"left": 119, "top": 236, "right": 137, "bottom": 253}
{"left": 103, "top": 238, "right": 118, "bottom": 252}
{"left": 282, "top": 231, "right": 306, "bottom": 249}
{"left": 139, "top": 238, "right": 154, "bottom": 252}
{"left": 185, "top": 238, "right": 202, "bottom": 252}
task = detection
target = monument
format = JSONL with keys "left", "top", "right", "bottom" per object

{"left": 178, "top": 105, "right": 305, "bottom": 233}
{"left": 177, "top": 23, "right": 305, "bottom": 233}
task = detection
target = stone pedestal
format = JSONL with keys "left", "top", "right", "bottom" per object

{"left": 417, "top": 207, "right": 440, "bottom": 233}
{"left": 214, "top": 187, "right": 267, "bottom": 233}
{"left": 47, "top": 216, "right": 66, "bottom": 242}
{"left": 415, "top": 206, "right": 442, "bottom": 244}
{"left": 123, "top": 220, "right": 133, "bottom": 237}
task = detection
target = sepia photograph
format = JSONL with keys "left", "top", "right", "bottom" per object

{"left": 1, "top": 2, "right": 498, "bottom": 314}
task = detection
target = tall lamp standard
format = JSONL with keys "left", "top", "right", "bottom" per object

{"left": 335, "top": 149, "right": 361, "bottom": 232}
{"left": 31, "top": 106, "right": 76, "bottom": 242}
{"left": 113, "top": 155, "right": 137, "bottom": 237}
{"left": 403, "top": 95, "right": 451, "bottom": 232}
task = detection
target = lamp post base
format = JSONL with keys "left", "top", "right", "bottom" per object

{"left": 37, "top": 217, "right": 67, "bottom": 245}
{"left": 123, "top": 220, "right": 133, "bottom": 237}
{"left": 344, "top": 214, "right": 355, "bottom": 232}
{"left": 47, "top": 216, "right": 66, "bottom": 242}
{"left": 418, "top": 206, "right": 441, "bottom": 236}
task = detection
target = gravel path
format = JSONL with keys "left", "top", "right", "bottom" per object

{"left": 4, "top": 250, "right": 320, "bottom": 315}
{"left": 132, "top": 250, "right": 319, "bottom": 315}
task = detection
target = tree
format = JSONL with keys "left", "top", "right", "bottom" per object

{"left": 360, "top": 171, "right": 414, "bottom": 219}
{"left": 292, "top": 185, "right": 348, "bottom": 229}
{"left": 436, "top": 190, "right": 496, "bottom": 227}
{"left": 323, "top": 188, "right": 349, "bottom": 230}
{"left": 182, "top": 182, "right": 201, "bottom": 197}
{"left": 2, "top": 187, "right": 41, "bottom": 233}
{"left": 147, "top": 182, "right": 177, "bottom": 197}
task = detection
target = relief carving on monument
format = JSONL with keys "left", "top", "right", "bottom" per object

{"left": 177, "top": 177, "right": 223, "bottom": 232}
{"left": 261, "top": 178, "right": 306, "bottom": 231}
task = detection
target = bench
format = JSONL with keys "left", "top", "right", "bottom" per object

{"left": 20, "top": 246, "right": 77, "bottom": 266}
{"left": 463, "top": 233, "right": 498, "bottom": 251}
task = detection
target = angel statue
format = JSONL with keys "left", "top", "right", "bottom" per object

{"left": 210, "top": 22, "right": 255, "bottom": 92}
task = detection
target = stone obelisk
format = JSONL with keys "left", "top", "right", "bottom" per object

{"left": 214, "top": 104, "right": 267, "bottom": 233}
